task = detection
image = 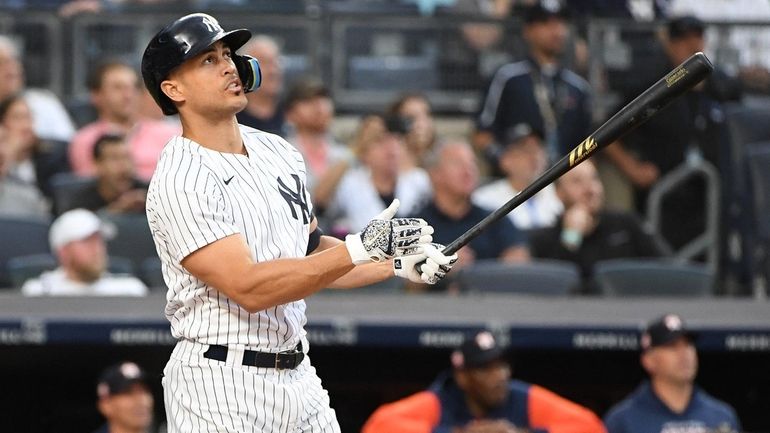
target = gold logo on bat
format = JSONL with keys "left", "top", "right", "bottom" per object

{"left": 568, "top": 136, "right": 598, "bottom": 167}
{"left": 666, "top": 67, "right": 688, "bottom": 87}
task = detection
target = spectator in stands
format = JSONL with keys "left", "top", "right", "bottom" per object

{"left": 327, "top": 114, "right": 431, "bottom": 233}
{"left": 1, "top": 92, "right": 70, "bottom": 196}
{"left": 529, "top": 160, "right": 665, "bottom": 293}
{"left": 0, "top": 35, "right": 75, "bottom": 142}
{"left": 410, "top": 140, "right": 528, "bottom": 291}
{"left": 474, "top": 0, "right": 592, "bottom": 169}
{"left": 93, "top": 361, "right": 154, "bottom": 433}
{"left": 235, "top": 35, "right": 287, "bottom": 136}
{"left": 387, "top": 92, "right": 437, "bottom": 169}
{"left": 284, "top": 78, "right": 351, "bottom": 193}
{"left": 363, "top": 330, "right": 606, "bottom": 433}
{"left": 473, "top": 123, "right": 563, "bottom": 230}
{"left": 604, "top": 313, "right": 741, "bottom": 433}
{"left": 21, "top": 208, "right": 147, "bottom": 296}
{"left": 603, "top": 15, "right": 740, "bottom": 251}
{"left": 68, "top": 60, "right": 178, "bottom": 181}
{"left": 64, "top": 133, "right": 148, "bottom": 215}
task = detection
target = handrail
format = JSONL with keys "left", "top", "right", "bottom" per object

{"left": 646, "top": 157, "right": 721, "bottom": 273}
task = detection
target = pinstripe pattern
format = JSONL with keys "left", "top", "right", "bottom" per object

{"left": 149, "top": 125, "right": 339, "bottom": 432}
{"left": 163, "top": 340, "right": 340, "bottom": 433}
{"left": 147, "top": 125, "right": 311, "bottom": 350}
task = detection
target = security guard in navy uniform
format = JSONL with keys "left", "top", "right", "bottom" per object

{"left": 474, "top": 0, "right": 592, "bottom": 171}
{"left": 603, "top": 314, "right": 741, "bottom": 433}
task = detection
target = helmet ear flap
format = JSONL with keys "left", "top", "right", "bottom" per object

{"left": 233, "top": 54, "right": 261, "bottom": 93}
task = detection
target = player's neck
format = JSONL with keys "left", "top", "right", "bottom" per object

{"left": 651, "top": 378, "right": 694, "bottom": 414}
{"left": 181, "top": 114, "right": 244, "bottom": 155}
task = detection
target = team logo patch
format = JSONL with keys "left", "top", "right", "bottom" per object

{"left": 277, "top": 174, "right": 311, "bottom": 224}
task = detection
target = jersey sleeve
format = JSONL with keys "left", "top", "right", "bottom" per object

{"left": 527, "top": 385, "right": 607, "bottom": 433}
{"left": 148, "top": 166, "right": 239, "bottom": 263}
{"left": 361, "top": 391, "right": 442, "bottom": 433}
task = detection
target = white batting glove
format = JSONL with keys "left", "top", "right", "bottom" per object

{"left": 393, "top": 243, "right": 458, "bottom": 284}
{"left": 418, "top": 243, "right": 458, "bottom": 285}
{"left": 345, "top": 199, "right": 434, "bottom": 265}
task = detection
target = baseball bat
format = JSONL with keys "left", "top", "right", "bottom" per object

{"left": 443, "top": 52, "right": 714, "bottom": 255}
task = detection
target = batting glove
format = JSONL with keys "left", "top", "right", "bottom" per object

{"left": 393, "top": 243, "right": 458, "bottom": 284}
{"left": 345, "top": 199, "right": 434, "bottom": 265}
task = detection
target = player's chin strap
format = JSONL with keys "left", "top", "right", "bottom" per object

{"left": 233, "top": 54, "right": 262, "bottom": 93}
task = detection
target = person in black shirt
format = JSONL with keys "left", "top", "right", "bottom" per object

{"left": 234, "top": 35, "right": 287, "bottom": 136}
{"left": 65, "top": 133, "right": 148, "bottom": 214}
{"left": 530, "top": 160, "right": 665, "bottom": 293}
{"left": 604, "top": 15, "right": 741, "bottom": 251}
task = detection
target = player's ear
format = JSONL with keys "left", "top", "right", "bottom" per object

{"left": 160, "top": 78, "right": 185, "bottom": 105}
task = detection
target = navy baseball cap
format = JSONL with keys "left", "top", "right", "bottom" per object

{"left": 523, "top": 0, "right": 569, "bottom": 24}
{"left": 97, "top": 361, "right": 148, "bottom": 399}
{"left": 640, "top": 314, "right": 698, "bottom": 351}
{"left": 451, "top": 331, "right": 506, "bottom": 369}
{"left": 668, "top": 16, "right": 705, "bottom": 40}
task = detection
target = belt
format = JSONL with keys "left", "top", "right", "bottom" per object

{"left": 203, "top": 342, "right": 304, "bottom": 370}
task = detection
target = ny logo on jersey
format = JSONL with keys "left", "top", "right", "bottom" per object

{"left": 277, "top": 174, "right": 310, "bottom": 224}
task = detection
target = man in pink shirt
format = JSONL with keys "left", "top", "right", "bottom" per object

{"left": 69, "top": 60, "right": 179, "bottom": 181}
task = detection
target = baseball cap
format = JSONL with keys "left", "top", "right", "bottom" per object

{"left": 640, "top": 313, "right": 698, "bottom": 351}
{"left": 284, "top": 78, "right": 330, "bottom": 110}
{"left": 503, "top": 123, "right": 544, "bottom": 149}
{"left": 667, "top": 16, "right": 705, "bottom": 40}
{"left": 523, "top": 0, "right": 569, "bottom": 24}
{"left": 451, "top": 331, "right": 506, "bottom": 369}
{"left": 96, "top": 361, "right": 148, "bottom": 399}
{"left": 49, "top": 209, "right": 114, "bottom": 251}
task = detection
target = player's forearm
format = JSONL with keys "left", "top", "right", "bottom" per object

{"left": 233, "top": 244, "right": 355, "bottom": 313}
{"left": 313, "top": 235, "right": 394, "bottom": 289}
{"left": 328, "top": 260, "right": 394, "bottom": 289}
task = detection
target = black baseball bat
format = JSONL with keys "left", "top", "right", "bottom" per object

{"left": 443, "top": 52, "right": 714, "bottom": 255}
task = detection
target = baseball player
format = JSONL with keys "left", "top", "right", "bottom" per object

{"left": 141, "top": 13, "right": 457, "bottom": 432}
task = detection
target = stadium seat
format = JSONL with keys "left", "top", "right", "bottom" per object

{"left": 139, "top": 257, "right": 165, "bottom": 290}
{"left": 456, "top": 259, "right": 580, "bottom": 295}
{"left": 745, "top": 142, "right": 770, "bottom": 286}
{"left": 348, "top": 55, "right": 437, "bottom": 90}
{"left": 49, "top": 173, "right": 97, "bottom": 216}
{"left": 6, "top": 253, "right": 135, "bottom": 288}
{"left": 0, "top": 216, "right": 50, "bottom": 289}
{"left": 102, "top": 213, "right": 157, "bottom": 274}
{"left": 594, "top": 259, "right": 714, "bottom": 297}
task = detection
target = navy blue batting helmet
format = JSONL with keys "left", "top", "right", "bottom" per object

{"left": 141, "top": 13, "right": 261, "bottom": 115}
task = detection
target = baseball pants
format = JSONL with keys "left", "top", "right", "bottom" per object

{"left": 163, "top": 339, "right": 341, "bottom": 433}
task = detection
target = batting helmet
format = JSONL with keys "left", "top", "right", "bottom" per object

{"left": 141, "top": 13, "right": 262, "bottom": 115}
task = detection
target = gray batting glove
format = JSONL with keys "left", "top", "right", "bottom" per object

{"left": 345, "top": 199, "right": 434, "bottom": 265}
{"left": 418, "top": 243, "right": 458, "bottom": 285}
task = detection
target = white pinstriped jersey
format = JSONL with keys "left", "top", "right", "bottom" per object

{"left": 146, "top": 125, "right": 313, "bottom": 351}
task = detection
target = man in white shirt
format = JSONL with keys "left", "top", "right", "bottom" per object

{"left": 21, "top": 208, "right": 147, "bottom": 296}
{"left": 473, "top": 123, "right": 562, "bottom": 230}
